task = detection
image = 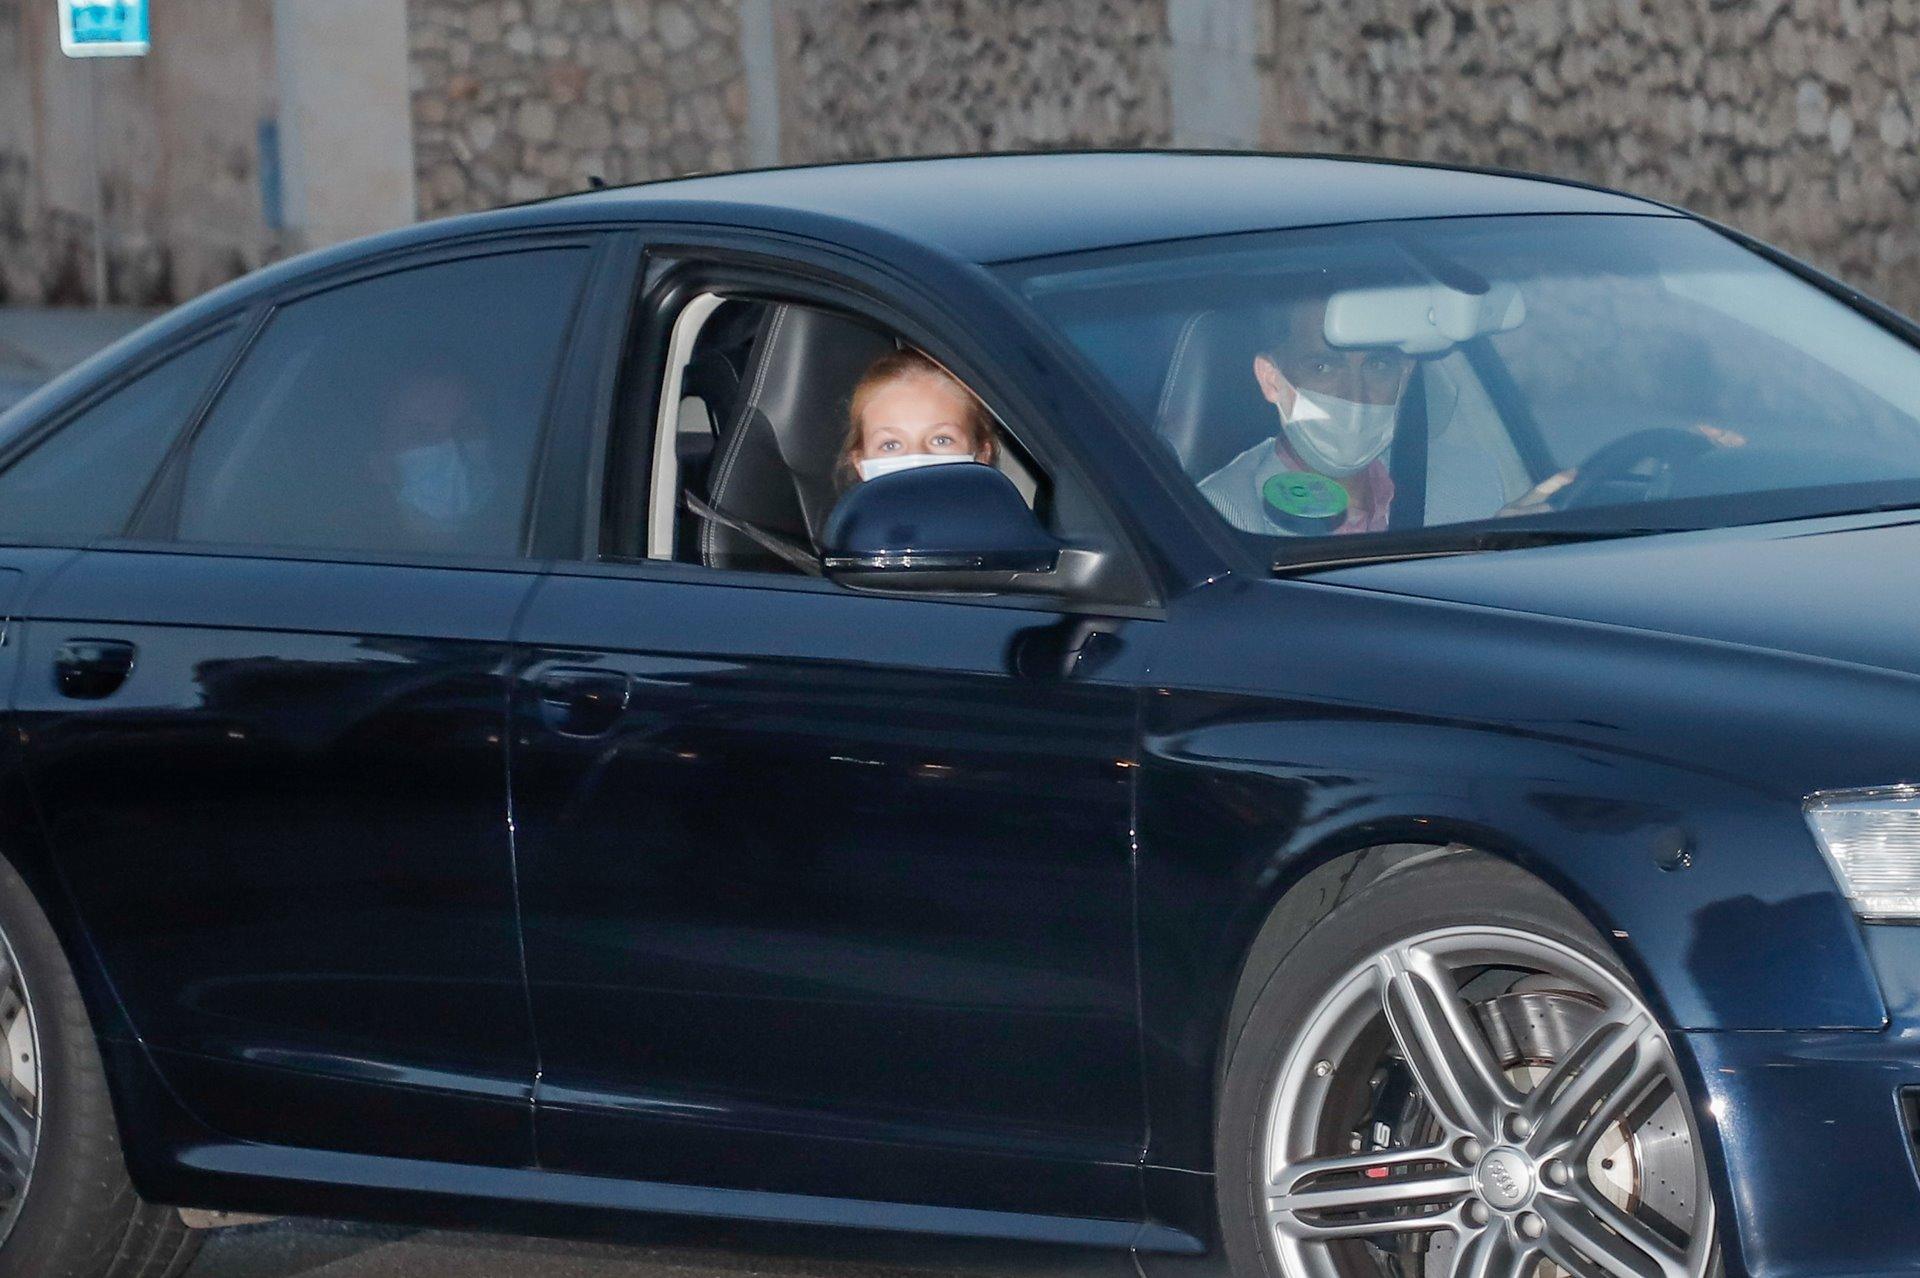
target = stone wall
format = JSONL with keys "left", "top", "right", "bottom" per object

{"left": 8, "top": 0, "right": 1920, "bottom": 316}
{"left": 773, "top": 0, "right": 1172, "bottom": 162}
{"left": 407, "top": 0, "right": 750, "bottom": 218}
{"left": 1262, "top": 0, "right": 1920, "bottom": 314}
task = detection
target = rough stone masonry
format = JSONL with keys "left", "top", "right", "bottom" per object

{"left": 408, "top": 0, "right": 1920, "bottom": 314}
{"left": 408, "top": 0, "right": 751, "bottom": 217}
{"left": 4, "top": 0, "right": 1919, "bottom": 317}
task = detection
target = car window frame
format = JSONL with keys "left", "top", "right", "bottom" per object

{"left": 556, "top": 228, "right": 1167, "bottom": 615}
{"left": 110, "top": 228, "right": 620, "bottom": 573}
{"left": 640, "top": 289, "right": 730, "bottom": 560}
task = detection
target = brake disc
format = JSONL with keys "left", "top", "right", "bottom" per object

{"left": 1407, "top": 980, "right": 1697, "bottom": 1278}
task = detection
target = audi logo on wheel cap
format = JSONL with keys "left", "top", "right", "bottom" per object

{"left": 1477, "top": 1148, "right": 1535, "bottom": 1210}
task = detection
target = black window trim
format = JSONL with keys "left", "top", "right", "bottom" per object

{"left": 526, "top": 231, "right": 644, "bottom": 561}
{"left": 570, "top": 228, "right": 1167, "bottom": 613}
{"left": 115, "top": 228, "right": 613, "bottom": 570}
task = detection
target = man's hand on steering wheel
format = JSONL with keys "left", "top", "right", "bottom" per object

{"left": 1497, "top": 423, "right": 1747, "bottom": 517}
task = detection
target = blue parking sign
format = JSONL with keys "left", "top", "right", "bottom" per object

{"left": 57, "top": 0, "right": 149, "bottom": 58}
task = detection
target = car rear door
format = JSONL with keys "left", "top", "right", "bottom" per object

{"left": 12, "top": 236, "right": 606, "bottom": 1166}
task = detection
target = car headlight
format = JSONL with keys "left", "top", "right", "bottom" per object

{"left": 1806, "top": 786, "right": 1920, "bottom": 920}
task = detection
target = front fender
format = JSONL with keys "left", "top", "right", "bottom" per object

{"left": 1137, "top": 575, "right": 1905, "bottom": 1175}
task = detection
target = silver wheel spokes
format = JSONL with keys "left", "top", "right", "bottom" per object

{"left": 1264, "top": 929, "right": 1712, "bottom": 1278}
{"left": 0, "top": 941, "right": 37, "bottom": 1240}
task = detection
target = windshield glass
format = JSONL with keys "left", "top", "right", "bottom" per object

{"left": 997, "top": 214, "right": 1920, "bottom": 548}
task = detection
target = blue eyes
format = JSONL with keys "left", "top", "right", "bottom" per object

{"left": 875, "top": 433, "right": 959, "bottom": 452}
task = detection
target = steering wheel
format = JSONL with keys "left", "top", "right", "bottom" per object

{"left": 1548, "top": 427, "right": 1718, "bottom": 511}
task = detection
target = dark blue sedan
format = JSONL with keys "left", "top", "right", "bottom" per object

{"left": 0, "top": 151, "right": 1912, "bottom": 1278}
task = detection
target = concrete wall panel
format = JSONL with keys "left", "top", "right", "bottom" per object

{"left": 0, "top": 0, "right": 278, "bottom": 305}
{"left": 276, "top": 0, "right": 418, "bottom": 248}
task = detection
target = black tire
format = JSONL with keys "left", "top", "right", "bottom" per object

{"left": 0, "top": 852, "right": 201, "bottom": 1278}
{"left": 1216, "top": 852, "right": 1715, "bottom": 1278}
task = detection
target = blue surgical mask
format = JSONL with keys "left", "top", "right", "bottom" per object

{"left": 394, "top": 440, "right": 475, "bottom": 522}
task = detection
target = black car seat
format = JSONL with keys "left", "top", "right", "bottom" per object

{"left": 699, "top": 303, "right": 897, "bottom": 572}
{"left": 676, "top": 313, "right": 751, "bottom": 490}
{"left": 1152, "top": 304, "right": 1293, "bottom": 482}
{"left": 668, "top": 300, "right": 775, "bottom": 553}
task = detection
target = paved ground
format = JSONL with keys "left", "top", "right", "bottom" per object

{"left": 187, "top": 1216, "right": 1103, "bottom": 1278}
{"left": 192, "top": 1220, "right": 683, "bottom": 1278}
{"left": 0, "top": 305, "right": 160, "bottom": 413}
{"left": 194, "top": 1220, "right": 828, "bottom": 1278}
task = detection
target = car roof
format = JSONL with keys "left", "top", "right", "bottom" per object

{"left": 559, "top": 150, "right": 1676, "bottom": 263}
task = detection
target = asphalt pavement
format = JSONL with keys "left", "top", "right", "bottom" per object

{"left": 0, "top": 304, "right": 160, "bottom": 413}
{"left": 193, "top": 1219, "right": 683, "bottom": 1277}
{"left": 193, "top": 1218, "right": 872, "bottom": 1278}
{"left": 188, "top": 1215, "right": 1110, "bottom": 1278}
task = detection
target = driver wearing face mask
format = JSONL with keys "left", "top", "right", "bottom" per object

{"left": 1199, "top": 298, "right": 1416, "bottom": 536}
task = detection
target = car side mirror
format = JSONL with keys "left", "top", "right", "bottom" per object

{"left": 821, "top": 462, "right": 1064, "bottom": 592}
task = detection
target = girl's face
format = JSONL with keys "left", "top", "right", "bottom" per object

{"left": 854, "top": 375, "right": 985, "bottom": 461}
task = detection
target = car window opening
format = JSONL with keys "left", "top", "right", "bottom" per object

{"left": 638, "top": 292, "right": 1047, "bottom": 577}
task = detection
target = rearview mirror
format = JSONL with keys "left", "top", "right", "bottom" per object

{"left": 1324, "top": 278, "right": 1526, "bottom": 355}
{"left": 821, "top": 462, "right": 1063, "bottom": 592}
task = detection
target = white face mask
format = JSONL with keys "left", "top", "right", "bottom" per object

{"left": 395, "top": 440, "right": 476, "bottom": 521}
{"left": 1278, "top": 386, "right": 1398, "bottom": 477}
{"left": 856, "top": 452, "right": 975, "bottom": 482}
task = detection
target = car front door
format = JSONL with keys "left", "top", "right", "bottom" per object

{"left": 13, "top": 238, "right": 604, "bottom": 1166}
{"left": 509, "top": 269, "right": 1158, "bottom": 1233}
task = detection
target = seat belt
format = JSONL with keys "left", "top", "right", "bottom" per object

{"left": 1387, "top": 365, "right": 1429, "bottom": 531}
{"left": 683, "top": 492, "right": 824, "bottom": 576}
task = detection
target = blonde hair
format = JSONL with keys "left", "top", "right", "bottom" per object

{"left": 837, "top": 348, "right": 997, "bottom": 488}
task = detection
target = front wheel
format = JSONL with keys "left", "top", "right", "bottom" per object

{"left": 1218, "top": 855, "right": 1718, "bottom": 1278}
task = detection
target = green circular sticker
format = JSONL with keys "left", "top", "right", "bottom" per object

{"left": 1261, "top": 471, "right": 1349, "bottom": 534}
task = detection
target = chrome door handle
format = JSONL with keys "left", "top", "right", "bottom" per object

{"left": 533, "top": 666, "right": 630, "bottom": 738}
{"left": 52, "top": 638, "right": 137, "bottom": 700}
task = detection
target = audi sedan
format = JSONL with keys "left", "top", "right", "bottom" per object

{"left": 0, "top": 151, "right": 1914, "bottom": 1278}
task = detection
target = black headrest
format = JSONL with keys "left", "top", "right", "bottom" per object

{"left": 703, "top": 304, "right": 896, "bottom": 570}
{"left": 682, "top": 346, "right": 741, "bottom": 414}
{"left": 1152, "top": 306, "right": 1289, "bottom": 481}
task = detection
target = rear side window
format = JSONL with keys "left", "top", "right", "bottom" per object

{"left": 176, "top": 248, "right": 589, "bottom": 557}
{"left": 0, "top": 331, "right": 231, "bottom": 545}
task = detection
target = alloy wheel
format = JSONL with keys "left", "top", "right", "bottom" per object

{"left": 0, "top": 923, "right": 38, "bottom": 1248}
{"left": 1262, "top": 926, "right": 1714, "bottom": 1278}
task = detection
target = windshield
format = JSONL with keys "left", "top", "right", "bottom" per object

{"left": 997, "top": 214, "right": 1920, "bottom": 550}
